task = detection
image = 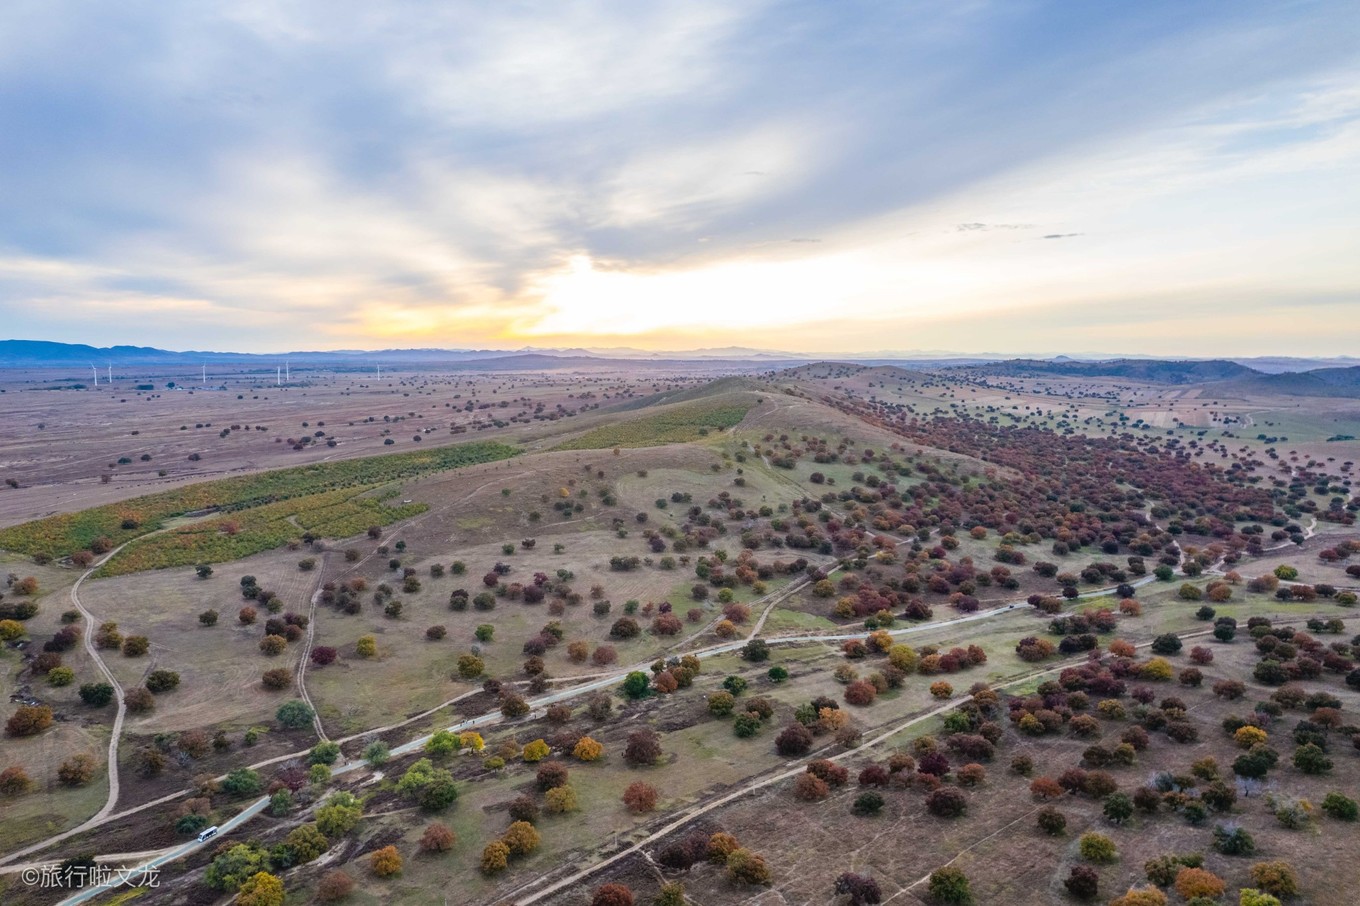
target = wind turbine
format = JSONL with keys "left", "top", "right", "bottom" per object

{"left": 91, "top": 364, "right": 98, "bottom": 387}
{"left": 277, "top": 366, "right": 281, "bottom": 386}
{"left": 107, "top": 365, "right": 112, "bottom": 384}
{"left": 202, "top": 364, "right": 206, "bottom": 386}
{"left": 285, "top": 361, "right": 290, "bottom": 382}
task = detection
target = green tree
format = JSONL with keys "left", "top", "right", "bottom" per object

{"left": 309, "top": 741, "right": 341, "bottom": 765}
{"left": 426, "top": 729, "right": 460, "bottom": 758}
{"left": 1079, "top": 833, "right": 1117, "bottom": 863}
{"left": 222, "top": 768, "right": 262, "bottom": 797}
{"left": 1293, "top": 743, "right": 1332, "bottom": 775}
{"left": 78, "top": 682, "right": 114, "bottom": 707}
{"left": 276, "top": 699, "right": 315, "bottom": 729}
{"left": 282, "top": 824, "right": 330, "bottom": 863}
{"left": 315, "top": 792, "right": 364, "bottom": 838}
{"left": 928, "top": 866, "right": 974, "bottom": 905}
{"left": 1103, "top": 792, "right": 1134, "bottom": 825}
{"left": 205, "top": 843, "right": 271, "bottom": 891}
{"left": 622, "top": 671, "right": 651, "bottom": 699}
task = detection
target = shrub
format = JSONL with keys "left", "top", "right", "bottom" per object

{"left": 623, "top": 781, "right": 658, "bottom": 813}
{"left": 145, "top": 669, "right": 180, "bottom": 694}
{"left": 1103, "top": 792, "right": 1134, "bottom": 824}
{"left": 1212, "top": 823, "right": 1256, "bottom": 856}
{"left": 1109, "top": 888, "right": 1167, "bottom": 906}
{"left": 5, "top": 705, "right": 52, "bottom": 737}
{"left": 591, "top": 884, "right": 635, "bottom": 906}
{"left": 1079, "top": 832, "right": 1117, "bottom": 863}
{"left": 776, "top": 723, "right": 813, "bottom": 756}
{"left": 573, "top": 737, "right": 604, "bottom": 761}
{"left": 734, "top": 712, "right": 763, "bottom": 738}
{"left": 709, "top": 832, "right": 740, "bottom": 864}
{"left": 852, "top": 791, "right": 885, "bottom": 816}
{"left": 708, "top": 691, "right": 736, "bottom": 717}
{"left": 1037, "top": 807, "right": 1067, "bottom": 835}
{"left": 726, "top": 848, "right": 772, "bottom": 885}
{"left": 502, "top": 820, "right": 541, "bottom": 857}
{"left": 1174, "top": 868, "right": 1226, "bottom": 901}
{"left": 57, "top": 753, "right": 97, "bottom": 786}
{"left": 481, "top": 840, "right": 510, "bottom": 874}
{"left": 1293, "top": 742, "right": 1332, "bottom": 774}
{"left": 845, "top": 680, "right": 877, "bottom": 706}
{"left": 237, "top": 872, "right": 285, "bottom": 906}
{"left": 794, "top": 773, "right": 830, "bottom": 801}
{"left": 927, "top": 866, "right": 973, "bottom": 905}
{"left": 418, "top": 822, "right": 455, "bottom": 853}
{"left": 261, "top": 668, "right": 290, "bottom": 690}
{"left": 1065, "top": 865, "right": 1099, "bottom": 901}
{"left": 1248, "top": 861, "right": 1299, "bottom": 899}
{"left": 624, "top": 729, "right": 663, "bottom": 766}
{"left": 46, "top": 666, "right": 75, "bottom": 687}
{"left": 834, "top": 872, "right": 883, "bottom": 905}
{"left": 545, "top": 784, "right": 578, "bottom": 814}
{"left": 926, "top": 787, "right": 967, "bottom": 818}
{"left": 1322, "top": 792, "right": 1359, "bottom": 821}
{"left": 0, "top": 765, "right": 33, "bottom": 796}
{"left": 1239, "top": 892, "right": 1281, "bottom": 906}
{"left": 222, "top": 768, "right": 263, "bottom": 796}
{"left": 276, "top": 699, "right": 315, "bottom": 729}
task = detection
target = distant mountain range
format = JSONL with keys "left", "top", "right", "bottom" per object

{"left": 951, "top": 358, "right": 1259, "bottom": 384}
{"left": 948, "top": 357, "right": 1360, "bottom": 398}
{"left": 2, "top": 340, "right": 1358, "bottom": 396}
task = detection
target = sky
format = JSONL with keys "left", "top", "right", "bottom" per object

{"left": 1, "top": 1, "right": 1358, "bottom": 357}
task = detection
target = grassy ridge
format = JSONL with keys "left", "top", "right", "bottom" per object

{"left": 555, "top": 402, "right": 751, "bottom": 451}
{"left": 97, "top": 487, "right": 429, "bottom": 577}
{"left": 0, "top": 440, "right": 519, "bottom": 560}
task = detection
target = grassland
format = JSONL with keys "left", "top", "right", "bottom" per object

{"left": 0, "top": 440, "right": 518, "bottom": 568}
{"left": 555, "top": 402, "right": 751, "bottom": 450}
{"left": 96, "top": 487, "right": 428, "bottom": 577}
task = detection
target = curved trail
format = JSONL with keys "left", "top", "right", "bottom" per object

{"left": 65, "top": 545, "right": 131, "bottom": 825}
{"left": 294, "top": 553, "right": 331, "bottom": 741}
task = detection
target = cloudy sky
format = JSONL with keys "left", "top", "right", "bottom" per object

{"left": 1, "top": 1, "right": 1357, "bottom": 356}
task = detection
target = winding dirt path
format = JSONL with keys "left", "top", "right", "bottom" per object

{"left": 66, "top": 546, "right": 130, "bottom": 824}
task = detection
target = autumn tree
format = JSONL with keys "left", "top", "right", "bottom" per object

{"left": 237, "top": 871, "right": 285, "bottom": 906}
{"left": 370, "top": 845, "right": 403, "bottom": 877}
{"left": 624, "top": 729, "right": 663, "bottom": 766}
{"left": 590, "top": 883, "right": 635, "bottom": 906}
{"left": 0, "top": 765, "right": 33, "bottom": 796}
{"left": 5, "top": 704, "right": 52, "bottom": 737}
{"left": 502, "top": 820, "right": 541, "bottom": 857}
{"left": 623, "top": 781, "right": 658, "bottom": 813}
{"left": 58, "top": 753, "right": 97, "bottom": 786}
{"left": 316, "top": 869, "right": 354, "bottom": 902}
